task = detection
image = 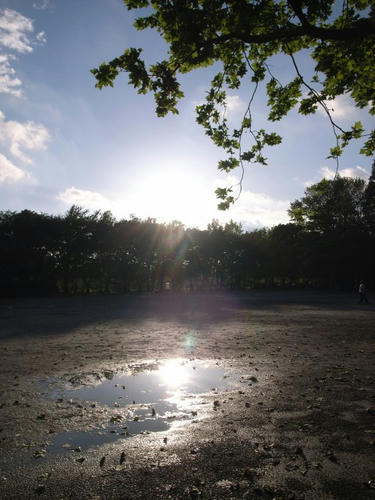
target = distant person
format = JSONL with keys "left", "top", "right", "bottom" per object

{"left": 359, "top": 281, "right": 369, "bottom": 304}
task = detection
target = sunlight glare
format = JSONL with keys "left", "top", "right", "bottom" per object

{"left": 157, "top": 359, "right": 191, "bottom": 389}
{"left": 118, "top": 169, "right": 215, "bottom": 228}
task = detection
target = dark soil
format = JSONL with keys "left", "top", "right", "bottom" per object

{"left": 0, "top": 291, "right": 374, "bottom": 499}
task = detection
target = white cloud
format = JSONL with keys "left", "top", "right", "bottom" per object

{"left": 320, "top": 165, "right": 369, "bottom": 180}
{"left": 192, "top": 94, "right": 244, "bottom": 119}
{"left": 0, "top": 9, "right": 46, "bottom": 97}
{"left": 56, "top": 175, "right": 290, "bottom": 230}
{"left": 57, "top": 187, "right": 111, "bottom": 211}
{"left": 0, "top": 54, "right": 22, "bottom": 97}
{"left": 0, "top": 109, "right": 50, "bottom": 164}
{"left": 230, "top": 190, "right": 290, "bottom": 228}
{"left": 36, "top": 30, "right": 46, "bottom": 45}
{"left": 225, "top": 95, "right": 244, "bottom": 115}
{"left": 302, "top": 179, "right": 314, "bottom": 188}
{"left": 0, "top": 152, "right": 27, "bottom": 183}
{"left": 33, "top": 0, "right": 50, "bottom": 10}
{"left": 318, "top": 95, "right": 358, "bottom": 119}
{"left": 320, "top": 166, "right": 336, "bottom": 180}
{"left": 0, "top": 9, "right": 34, "bottom": 53}
{"left": 214, "top": 175, "right": 290, "bottom": 228}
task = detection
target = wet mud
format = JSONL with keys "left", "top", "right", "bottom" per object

{"left": 0, "top": 291, "right": 374, "bottom": 499}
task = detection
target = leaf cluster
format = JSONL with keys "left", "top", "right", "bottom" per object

{"left": 92, "top": 0, "right": 375, "bottom": 208}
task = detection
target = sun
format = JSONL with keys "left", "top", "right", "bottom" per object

{"left": 128, "top": 169, "right": 215, "bottom": 228}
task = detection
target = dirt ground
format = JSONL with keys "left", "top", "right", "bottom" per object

{"left": 0, "top": 291, "right": 374, "bottom": 499}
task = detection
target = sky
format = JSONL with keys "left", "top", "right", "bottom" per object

{"left": 0, "top": 0, "right": 373, "bottom": 230}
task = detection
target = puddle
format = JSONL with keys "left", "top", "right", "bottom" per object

{"left": 51, "top": 359, "right": 235, "bottom": 405}
{"left": 38, "top": 359, "right": 241, "bottom": 454}
{"left": 47, "top": 414, "right": 171, "bottom": 455}
{"left": 39, "top": 359, "right": 238, "bottom": 407}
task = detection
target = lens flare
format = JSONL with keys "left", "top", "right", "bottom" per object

{"left": 183, "top": 332, "right": 197, "bottom": 353}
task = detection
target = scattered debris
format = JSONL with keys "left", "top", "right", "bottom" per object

{"left": 33, "top": 449, "right": 47, "bottom": 459}
{"left": 34, "top": 484, "right": 45, "bottom": 495}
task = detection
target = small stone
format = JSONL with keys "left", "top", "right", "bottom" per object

{"left": 35, "top": 484, "right": 45, "bottom": 494}
{"left": 33, "top": 449, "right": 46, "bottom": 458}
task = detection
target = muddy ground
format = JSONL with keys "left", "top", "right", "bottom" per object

{"left": 0, "top": 291, "right": 374, "bottom": 499}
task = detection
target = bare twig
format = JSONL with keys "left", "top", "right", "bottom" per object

{"left": 288, "top": 51, "right": 344, "bottom": 176}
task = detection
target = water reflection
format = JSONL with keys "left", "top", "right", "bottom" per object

{"left": 39, "top": 359, "right": 240, "bottom": 453}
{"left": 52, "top": 358, "right": 235, "bottom": 410}
{"left": 158, "top": 358, "right": 191, "bottom": 389}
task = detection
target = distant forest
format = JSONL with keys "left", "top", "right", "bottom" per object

{"left": 1, "top": 169, "right": 374, "bottom": 297}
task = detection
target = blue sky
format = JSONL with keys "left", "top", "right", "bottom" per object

{"left": 0, "top": 1, "right": 373, "bottom": 229}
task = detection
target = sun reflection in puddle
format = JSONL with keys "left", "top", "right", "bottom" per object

{"left": 157, "top": 358, "right": 191, "bottom": 389}
{"left": 38, "top": 358, "right": 240, "bottom": 454}
{"left": 47, "top": 358, "right": 236, "bottom": 410}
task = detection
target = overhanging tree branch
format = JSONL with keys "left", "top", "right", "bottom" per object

{"left": 92, "top": 0, "right": 375, "bottom": 210}
{"left": 212, "top": 18, "right": 375, "bottom": 46}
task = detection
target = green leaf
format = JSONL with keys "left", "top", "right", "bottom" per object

{"left": 327, "top": 146, "right": 342, "bottom": 159}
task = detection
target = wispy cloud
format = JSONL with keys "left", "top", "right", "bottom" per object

{"left": 320, "top": 165, "right": 369, "bottom": 180}
{"left": 35, "top": 30, "right": 46, "bottom": 45}
{"left": 0, "top": 8, "right": 46, "bottom": 97}
{"left": 0, "top": 9, "right": 34, "bottom": 53}
{"left": 225, "top": 95, "right": 244, "bottom": 116}
{"left": 226, "top": 190, "right": 290, "bottom": 228}
{"left": 0, "top": 109, "right": 50, "bottom": 164}
{"left": 33, "top": 0, "right": 50, "bottom": 10}
{"left": 57, "top": 187, "right": 111, "bottom": 211}
{"left": 318, "top": 95, "right": 358, "bottom": 119}
{"left": 0, "top": 54, "right": 22, "bottom": 97}
{"left": 0, "top": 152, "right": 28, "bottom": 183}
{"left": 301, "top": 165, "right": 369, "bottom": 187}
{"left": 214, "top": 175, "right": 290, "bottom": 229}
{"left": 57, "top": 178, "right": 291, "bottom": 230}
{"left": 192, "top": 94, "right": 244, "bottom": 119}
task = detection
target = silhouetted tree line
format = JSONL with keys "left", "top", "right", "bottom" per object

{"left": 1, "top": 166, "right": 374, "bottom": 297}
